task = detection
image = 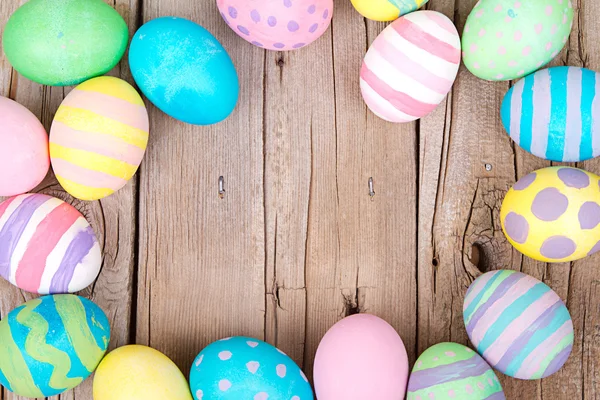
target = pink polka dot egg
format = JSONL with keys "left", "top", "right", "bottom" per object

{"left": 217, "top": 0, "right": 333, "bottom": 51}
{"left": 462, "top": 0, "right": 574, "bottom": 81}
{"left": 501, "top": 166, "right": 600, "bottom": 262}
{"left": 189, "top": 336, "right": 313, "bottom": 399}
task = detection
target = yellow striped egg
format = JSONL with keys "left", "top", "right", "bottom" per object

{"left": 50, "top": 76, "right": 149, "bottom": 201}
{"left": 351, "top": 0, "right": 429, "bottom": 22}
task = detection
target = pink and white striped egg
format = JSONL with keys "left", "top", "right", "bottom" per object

{"left": 0, "top": 193, "right": 101, "bottom": 294}
{"left": 217, "top": 0, "right": 333, "bottom": 51}
{"left": 360, "top": 10, "right": 461, "bottom": 123}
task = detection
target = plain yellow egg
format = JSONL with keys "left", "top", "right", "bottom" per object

{"left": 350, "top": 0, "right": 429, "bottom": 22}
{"left": 93, "top": 345, "right": 193, "bottom": 400}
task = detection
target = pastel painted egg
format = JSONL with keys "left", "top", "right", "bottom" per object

{"left": 50, "top": 76, "right": 149, "bottom": 201}
{"left": 407, "top": 343, "right": 505, "bottom": 400}
{"left": 351, "top": 0, "right": 430, "bottom": 22}
{"left": 360, "top": 11, "right": 461, "bottom": 123}
{"left": 0, "top": 294, "right": 110, "bottom": 397}
{"left": 501, "top": 166, "right": 600, "bottom": 262}
{"left": 217, "top": 0, "right": 333, "bottom": 51}
{"left": 464, "top": 270, "right": 574, "bottom": 379}
{"left": 501, "top": 66, "right": 600, "bottom": 162}
{"left": 2, "top": 0, "right": 128, "bottom": 86}
{"left": 462, "top": 0, "right": 574, "bottom": 81}
{"left": 93, "top": 345, "right": 193, "bottom": 400}
{"left": 0, "top": 97, "right": 49, "bottom": 196}
{"left": 0, "top": 194, "right": 101, "bottom": 294}
{"left": 190, "top": 336, "right": 313, "bottom": 400}
{"left": 129, "top": 17, "right": 239, "bottom": 125}
{"left": 314, "top": 314, "right": 409, "bottom": 400}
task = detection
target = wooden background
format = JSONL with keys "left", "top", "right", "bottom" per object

{"left": 1, "top": 0, "right": 599, "bottom": 398}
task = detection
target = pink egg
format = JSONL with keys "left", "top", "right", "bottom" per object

{"left": 216, "top": 0, "right": 333, "bottom": 51}
{"left": 0, "top": 97, "right": 49, "bottom": 196}
{"left": 314, "top": 314, "right": 409, "bottom": 400}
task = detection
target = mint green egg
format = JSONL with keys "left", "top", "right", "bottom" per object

{"left": 462, "top": 0, "right": 573, "bottom": 81}
{"left": 3, "top": 0, "right": 128, "bottom": 86}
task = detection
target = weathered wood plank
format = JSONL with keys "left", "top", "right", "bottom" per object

{"left": 0, "top": 0, "right": 139, "bottom": 399}
{"left": 135, "top": 0, "right": 267, "bottom": 374}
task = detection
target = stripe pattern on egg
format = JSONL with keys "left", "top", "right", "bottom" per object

{"left": 50, "top": 76, "right": 149, "bottom": 201}
{"left": 501, "top": 66, "right": 600, "bottom": 162}
{"left": 0, "top": 194, "right": 101, "bottom": 294}
{"left": 360, "top": 10, "right": 461, "bottom": 122}
{"left": 464, "top": 270, "right": 574, "bottom": 380}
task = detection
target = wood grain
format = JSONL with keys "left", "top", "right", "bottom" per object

{"left": 1, "top": 0, "right": 599, "bottom": 399}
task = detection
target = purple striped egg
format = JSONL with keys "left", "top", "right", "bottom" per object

{"left": 0, "top": 193, "right": 101, "bottom": 294}
{"left": 464, "top": 270, "right": 574, "bottom": 380}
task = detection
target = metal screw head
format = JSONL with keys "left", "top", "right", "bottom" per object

{"left": 485, "top": 164, "right": 493, "bottom": 171}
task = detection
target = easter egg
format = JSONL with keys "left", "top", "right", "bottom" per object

{"left": 49, "top": 76, "right": 149, "bottom": 201}
{"left": 0, "top": 294, "right": 110, "bottom": 397}
{"left": 351, "top": 0, "right": 430, "bottom": 22}
{"left": 314, "top": 314, "right": 409, "bottom": 400}
{"left": 360, "top": 11, "right": 461, "bottom": 123}
{"left": 0, "top": 193, "right": 101, "bottom": 294}
{"left": 2, "top": 0, "right": 128, "bottom": 86}
{"left": 93, "top": 345, "right": 193, "bottom": 400}
{"left": 129, "top": 17, "right": 239, "bottom": 125}
{"left": 190, "top": 336, "right": 313, "bottom": 400}
{"left": 462, "top": 0, "right": 574, "bottom": 81}
{"left": 0, "top": 97, "right": 49, "bottom": 196}
{"left": 501, "top": 66, "right": 600, "bottom": 162}
{"left": 217, "top": 0, "right": 333, "bottom": 51}
{"left": 464, "top": 270, "right": 574, "bottom": 379}
{"left": 501, "top": 166, "right": 600, "bottom": 262}
{"left": 407, "top": 343, "right": 505, "bottom": 400}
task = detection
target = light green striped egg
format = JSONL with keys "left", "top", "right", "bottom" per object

{"left": 0, "top": 295, "right": 110, "bottom": 398}
{"left": 407, "top": 343, "right": 505, "bottom": 400}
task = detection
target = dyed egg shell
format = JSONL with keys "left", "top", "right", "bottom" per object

{"left": 2, "top": 0, "right": 128, "bottom": 86}
{"left": 50, "top": 76, "right": 149, "bottom": 201}
{"left": 190, "top": 336, "right": 313, "bottom": 400}
{"left": 0, "top": 194, "right": 101, "bottom": 294}
{"left": 360, "top": 11, "right": 461, "bottom": 123}
{"left": 217, "top": 0, "right": 333, "bottom": 51}
{"left": 0, "top": 295, "right": 110, "bottom": 398}
{"left": 407, "top": 343, "right": 505, "bottom": 400}
{"left": 351, "top": 0, "right": 430, "bottom": 22}
{"left": 501, "top": 67, "right": 600, "bottom": 162}
{"left": 0, "top": 97, "right": 49, "bottom": 196}
{"left": 93, "top": 345, "right": 193, "bottom": 400}
{"left": 464, "top": 270, "right": 574, "bottom": 379}
{"left": 314, "top": 314, "right": 409, "bottom": 399}
{"left": 501, "top": 167, "right": 600, "bottom": 262}
{"left": 462, "top": 0, "right": 574, "bottom": 81}
{"left": 129, "top": 17, "right": 239, "bottom": 125}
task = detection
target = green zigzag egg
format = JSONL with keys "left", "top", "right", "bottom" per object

{"left": 0, "top": 294, "right": 110, "bottom": 398}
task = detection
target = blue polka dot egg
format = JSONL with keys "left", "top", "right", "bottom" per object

{"left": 190, "top": 336, "right": 313, "bottom": 400}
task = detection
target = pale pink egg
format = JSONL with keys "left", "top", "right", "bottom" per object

{"left": 314, "top": 314, "right": 409, "bottom": 400}
{"left": 0, "top": 97, "right": 49, "bottom": 196}
{"left": 217, "top": 0, "right": 333, "bottom": 51}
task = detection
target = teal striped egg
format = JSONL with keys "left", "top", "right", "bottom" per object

{"left": 407, "top": 343, "right": 505, "bottom": 400}
{"left": 0, "top": 295, "right": 110, "bottom": 397}
{"left": 464, "top": 270, "right": 573, "bottom": 380}
{"left": 501, "top": 66, "right": 600, "bottom": 162}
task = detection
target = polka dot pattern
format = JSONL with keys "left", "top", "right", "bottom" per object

{"left": 217, "top": 0, "right": 333, "bottom": 51}
{"left": 531, "top": 188, "right": 569, "bottom": 221}
{"left": 190, "top": 336, "right": 313, "bottom": 400}
{"left": 462, "top": 0, "right": 574, "bottom": 81}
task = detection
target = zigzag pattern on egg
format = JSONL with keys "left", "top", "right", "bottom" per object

{"left": 0, "top": 295, "right": 110, "bottom": 398}
{"left": 0, "top": 193, "right": 101, "bottom": 294}
{"left": 50, "top": 76, "right": 149, "bottom": 201}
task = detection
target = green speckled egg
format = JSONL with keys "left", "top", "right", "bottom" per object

{"left": 3, "top": 0, "right": 128, "bottom": 86}
{"left": 462, "top": 0, "right": 573, "bottom": 81}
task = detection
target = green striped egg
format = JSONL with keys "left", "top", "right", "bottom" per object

{"left": 407, "top": 343, "right": 505, "bottom": 400}
{"left": 0, "top": 295, "right": 110, "bottom": 397}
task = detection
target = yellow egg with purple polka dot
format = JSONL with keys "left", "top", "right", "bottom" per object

{"left": 462, "top": 0, "right": 574, "bottom": 81}
{"left": 501, "top": 166, "right": 600, "bottom": 262}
